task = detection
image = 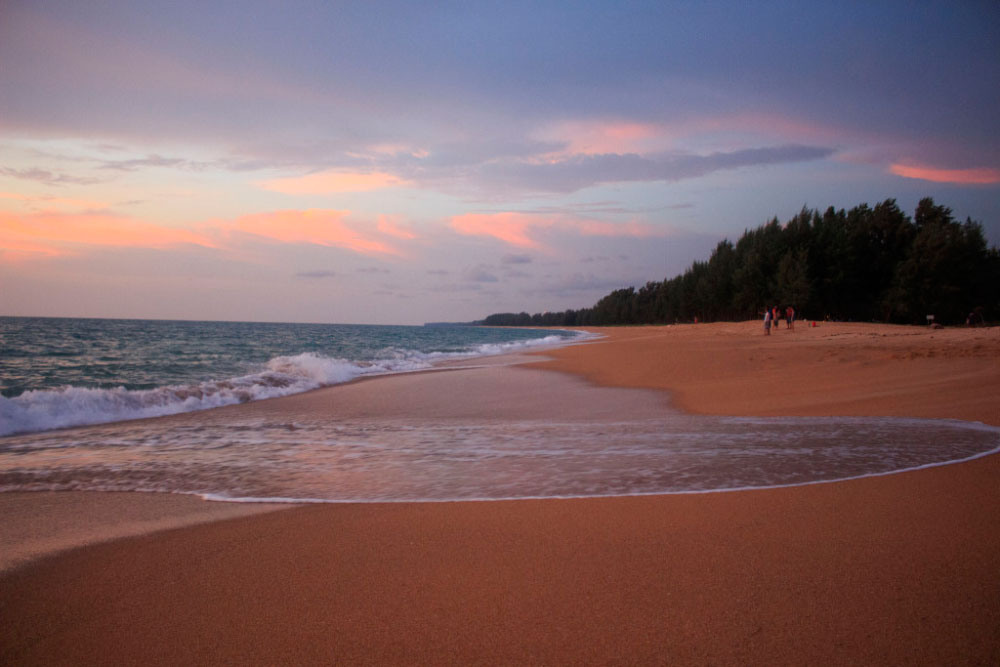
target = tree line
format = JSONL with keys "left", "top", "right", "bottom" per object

{"left": 482, "top": 198, "right": 1000, "bottom": 327}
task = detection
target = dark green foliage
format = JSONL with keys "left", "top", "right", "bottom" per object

{"left": 482, "top": 198, "right": 999, "bottom": 327}
{"left": 885, "top": 201, "right": 994, "bottom": 323}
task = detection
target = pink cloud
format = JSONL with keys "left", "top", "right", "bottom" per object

{"left": 0, "top": 235, "right": 65, "bottom": 261}
{"left": 376, "top": 215, "right": 418, "bottom": 240}
{"left": 451, "top": 213, "right": 544, "bottom": 249}
{"left": 0, "top": 208, "right": 418, "bottom": 262}
{"left": 258, "top": 171, "right": 409, "bottom": 195}
{"left": 889, "top": 163, "right": 1000, "bottom": 185}
{"left": 0, "top": 211, "right": 216, "bottom": 261}
{"left": 537, "top": 112, "right": 846, "bottom": 160}
{"left": 230, "top": 209, "right": 403, "bottom": 256}
{"left": 450, "top": 212, "right": 665, "bottom": 250}
{"left": 541, "top": 120, "right": 667, "bottom": 155}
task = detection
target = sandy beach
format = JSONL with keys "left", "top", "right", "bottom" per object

{"left": 2, "top": 321, "right": 999, "bottom": 665}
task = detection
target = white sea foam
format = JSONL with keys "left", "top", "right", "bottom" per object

{"left": 4, "top": 414, "right": 997, "bottom": 502}
{"left": 0, "top": 334, "right": 579, "bottom": 437}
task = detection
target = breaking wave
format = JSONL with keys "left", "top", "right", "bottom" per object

{"left": 0, "top": 335, "right": 573, "bottom": 437}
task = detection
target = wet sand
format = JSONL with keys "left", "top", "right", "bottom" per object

{"left": 2, "top": 321, "right": 999, "bottom": 664}
{"left": 0, "top": 492, "right": 293, "bottom": 573}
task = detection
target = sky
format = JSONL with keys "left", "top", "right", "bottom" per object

{"left": 1, "top": 1, "right": 998, "bottom": 325}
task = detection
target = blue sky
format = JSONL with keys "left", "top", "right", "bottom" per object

{"left": 2, "top": 1, "right": 998, "bottom": 324}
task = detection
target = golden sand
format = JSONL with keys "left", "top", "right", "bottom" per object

{"left": 2, "top": 321, "right": 998, "bottom": 665}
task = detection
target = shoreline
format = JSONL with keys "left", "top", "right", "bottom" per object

{"left": 0, "top": 326, "right": 586, "bottom": 439}
{"left": 4, "top": 325, "right": 995, "bottom": 510}
{"left": 4, "top": 319, "right": 998, "bottom": 544}
{"left": 3, "top": 321, "right": 999, "bottom": 664}
{"left": 2, "top": 359, "right": 674, "bottom": 569}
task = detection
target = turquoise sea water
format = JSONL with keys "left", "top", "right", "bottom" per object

{"left": 0, "top": 317, "right": 578, "bottom": 436}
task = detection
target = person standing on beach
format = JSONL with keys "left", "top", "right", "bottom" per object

{"left": 786, "top": 306, "right": 795, "bottom": 330}
{"left": 764, "top": 308, "right": 772, "bottom": 335}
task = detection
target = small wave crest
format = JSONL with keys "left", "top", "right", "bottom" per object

{"left": 0, "top": 334, "right": 576, "bottom": 437}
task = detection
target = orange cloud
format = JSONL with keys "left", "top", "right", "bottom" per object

{"left": 0, "top": 211, "right": 215, "bottom": 260}
{"left": 0, "top": 236, "right": 65, "bottom": 261}
{"left": 889, "top": 163, "right": 1000, "bottom": 185}
{"left": 450, "top": 212, "right": 664, "bottom": 249}
{"left": 376, "top": 214, "right": 417, "bottom": 240}
{"left": 1, "top": 208, "right": 417, "bottom": 261}
{"left": 258, "top": 171, "right": 409, "bottom": 195}
{"left": 232, "top": 209, "right": 402, "bottom": 256}
{"left": 451, "top": 213, "right": 544, "bottom": 249}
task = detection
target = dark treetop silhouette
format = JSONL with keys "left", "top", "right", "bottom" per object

{"left": 484, "top": 198, "right": 999, "bottom": 327}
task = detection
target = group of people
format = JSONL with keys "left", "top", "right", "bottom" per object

{"left": 763, "top": 305, "right": 795, "bottom": 335}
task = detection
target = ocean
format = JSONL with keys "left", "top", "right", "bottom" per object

{"left": 0, "top": 316, "right": 577, "bottom": 436}
{"left": 1, "top": 316, "right": 998, "bottom": 503}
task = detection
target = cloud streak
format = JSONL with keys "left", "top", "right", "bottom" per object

{"left": 890, "top": 163, "right": 1000, "bottom": 186}
{"left": 0, "top": 211, "right": 216, "bottom": 261}
{"left": 0, "top": 208, "right": 416, "bottom": 262}
{"left": 230, "top": 210, "right": 405, "bottom": 256}
{"left": 258, "top": 171, "right": 409, "bottom": 195}
{"left": 376, "top": 215, "right": 418, "bottom": 240}
{"left": 450, "top": 212, "right": 669, "bottom": 250}
{"left": 0, "top": 167, "right": 103, "bottom": 186}
{"left": 535, "top": 120, "right": 669, "bottom": 155}
{"left": 451, "top": 213, "right": 544, "bottom": 249}
{"left": 341, "top": 142, "right": 836, "bottom": 199}
{"left": 98, "top": 154, "right": 211, "bottom": 172}
{"left": 295, "top": 270, "right": 337, "bottom": 279}
{"left": 474, "top": 145, "right": 835, "bottom": 194}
